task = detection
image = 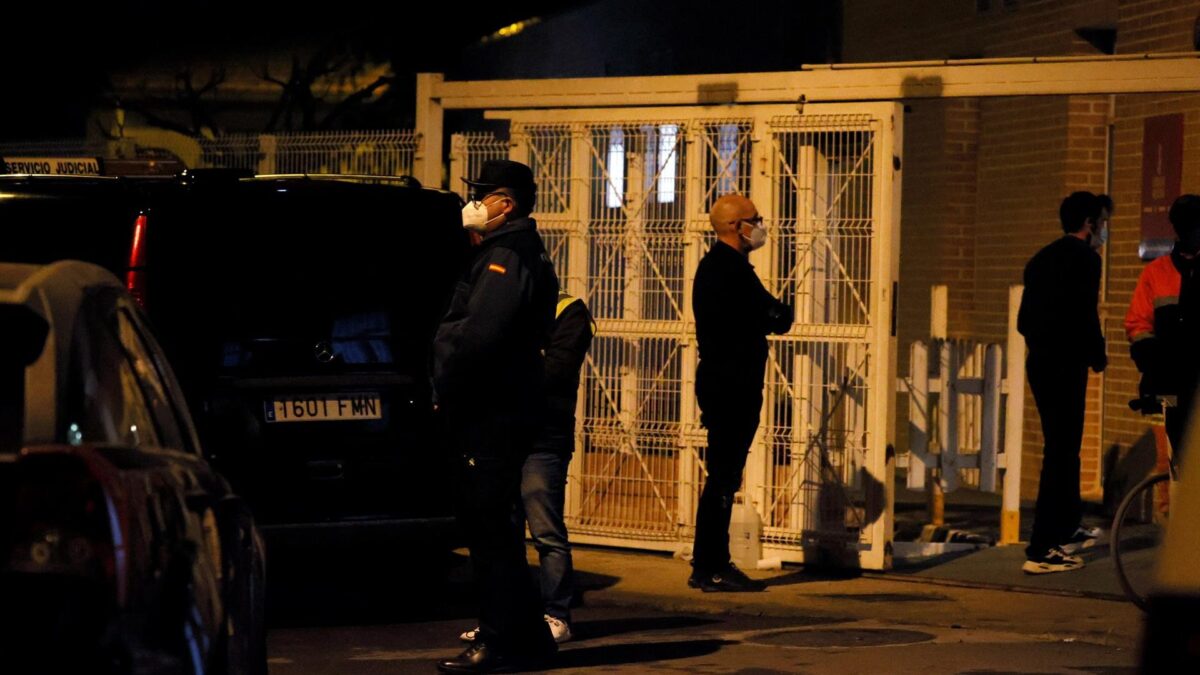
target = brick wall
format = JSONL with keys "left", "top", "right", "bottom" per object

{"left": 843, "top": 0, "right": 1109, "bottom": 62}
{"left": 844, "top": 0, "right": 1200, "bottom": 505}
{"left": 1101, "top": 0, "right": 1200, "bottom": 502}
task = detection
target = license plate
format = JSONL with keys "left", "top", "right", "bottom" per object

{"left": 264, "top": 394, "right": 382, "bottom": 423}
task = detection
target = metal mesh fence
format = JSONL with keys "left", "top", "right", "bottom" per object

{"left": 467, "top": 110, "right": 889, "bottom": 559}
{"left": 760, "top": 115, "right": 879, "bottom": 546}
{"left": 2, "top": 131, "right": 418, "bottom": 178}
{"left": 199, "top": 130, "right": 417, "bottom": 176}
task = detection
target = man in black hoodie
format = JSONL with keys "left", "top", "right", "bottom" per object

{"left": 1017, "top": 191, "right": 1111, "bottom": 575}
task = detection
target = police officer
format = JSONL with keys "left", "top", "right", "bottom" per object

{"left": 690, "top": 193, "right": 793, "bottom": 592}
{"left": 434, "top": 160, "right": 560, "bottom": 673}
{"left": 458, "top": 291, "right": 594, "bottom": 646}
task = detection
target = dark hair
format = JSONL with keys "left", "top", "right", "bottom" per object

{"left": 1059, "top": 191, "right": 1103, "bottom": 233}
{"left": 1169, "top": 194, "right": 1200, "bottom": 237}
{"left": 1097, "top": 193, "right": 1113, "bottom": 214}
{"left": 512, "top": 188, "right": 536, "bottom": 218}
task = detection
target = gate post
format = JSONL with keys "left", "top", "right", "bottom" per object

{"left": 258, "top": 134, "right": 277, "bottom": 175}
{"left": 746, "top": 119, "right": 772, "bottom": 515}
{"left": 929, "top": 285, "right": 949, "bottom": 525}
{"left": 414, "top": 73, "right": 445, "bottom": 188}
{"left": 1000, "top": 285, "right": 1026, "bottom": 545}
{"left": 862, "top": 103, "right": 903, "bottom": 569}
{"left": 566, "top": 124, "right": 591, "bottom": 525}
{"left": 678, "top": 124, "right": 704, "bottom": 540}
{"left": 448, "top": 133, "right": 467, "bottom": 196}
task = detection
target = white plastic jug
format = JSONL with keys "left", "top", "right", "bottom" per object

{"left": 728, "top": 492, "right": 762, "bottom": 570}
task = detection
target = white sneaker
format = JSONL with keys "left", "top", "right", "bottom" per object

{"left": 544, "top": 615, "right": 572, "bottom": 643}
{"left": 459, "top": 626, "right": 480, "bottom": 642}
{"left": 1060, "top": 526, "right": 1104, "bottom": 554}
{"left": 1022, "top": 546, "right": 1084, "bottom": 575}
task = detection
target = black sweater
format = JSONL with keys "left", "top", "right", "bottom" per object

{"left": 693, "top": 242, "right": 793, "bottom": 389}
{"left": 1017, "top": 235, "right": 1106, "bottom": 369}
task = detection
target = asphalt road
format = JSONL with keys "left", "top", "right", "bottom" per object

{"left": 263, "top": 545, "right": 1138, "bottom": 675}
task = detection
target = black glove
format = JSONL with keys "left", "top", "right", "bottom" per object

{"left": 1129, "top": 393, "right": 1163, "bottom": 415}
{"left": 1130, "top": 337, "right": 1159, "bottom": 377}
{"left": 766, "top": 302, "right": 794, "bottom": 335}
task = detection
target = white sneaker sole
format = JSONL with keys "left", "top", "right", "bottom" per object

{"left": 1022, "top": 559, "right": 1084, "bottom": 575}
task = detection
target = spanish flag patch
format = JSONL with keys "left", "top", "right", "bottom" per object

{"left": 488, "top": 263, "right": 507, "bottom": 275}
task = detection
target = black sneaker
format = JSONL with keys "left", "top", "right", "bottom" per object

{"left": 1022, "top": 546, "right": 1084, "bottom": 575}
{"left": 689, "top": 563, "right": 767, "bottom": 592}
{"left": 1059, "top": 526, "right": 1103, "bottom": 554}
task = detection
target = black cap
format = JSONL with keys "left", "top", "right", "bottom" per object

{"left": 463, "top": 160, "right": 536, "bottom": 204}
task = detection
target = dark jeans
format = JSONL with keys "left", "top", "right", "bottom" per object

{"left": 1025, "top": 353, "right": 1089, "bottom": 558}
{"left": 451, "top": 413, "right": 552, "bottom": 654}
{"left": 693, "top": 388, "right": 762, "bottom": 572}
{"left": 516, "top": 449, "right": 574, "bottom": 623}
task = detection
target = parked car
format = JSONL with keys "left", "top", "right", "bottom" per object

{"left": 0, "top": 175, "right": 144, "bottom": 273}
{"left": 0, "top": 173, "right": 470, "bottom": 548}
{"left": 0, "top": 261, "right": 266, "bottom": 674}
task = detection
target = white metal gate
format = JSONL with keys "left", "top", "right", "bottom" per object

{"left": 453, "top": 103, "right": 901, "bottom": 568}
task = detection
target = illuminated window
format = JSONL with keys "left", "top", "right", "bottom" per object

{"left": 657, "top": 124, "right": 678, "bottom": 204}
{"left": 607, "top": 128, "right": 625, "bottom": 209}
{"left": 717, "top": 124, "right": 740, "bottom": 195}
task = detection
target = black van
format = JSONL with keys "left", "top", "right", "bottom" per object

{"left": 1, "top": 173, "right": 469, "bottom": 544}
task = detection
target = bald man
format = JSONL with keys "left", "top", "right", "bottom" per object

{"left": 689, "top": 194, "right": 793, "bottom": 592}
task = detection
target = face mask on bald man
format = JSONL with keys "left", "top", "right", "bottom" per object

{"left": 738, "top": 216, "right": 767, "bottom": 251}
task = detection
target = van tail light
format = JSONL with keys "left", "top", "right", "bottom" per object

{"left": 4, "top": 447, "right": 130, "bottom": 607}
{"left": 126, "top": 212, "right": 149, "bottom": 307}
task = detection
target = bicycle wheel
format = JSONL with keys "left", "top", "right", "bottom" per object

{"left": 1111, "top": 472, "right": 1170, "bottom": 611}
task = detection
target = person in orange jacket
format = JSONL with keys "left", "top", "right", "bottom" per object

{"left": 1126, "top": 194, "right": 1200, "bottom": 464}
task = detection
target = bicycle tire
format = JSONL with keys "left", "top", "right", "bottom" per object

{"left": 1111, "top": 472, "right": 1170, "bottom": 611}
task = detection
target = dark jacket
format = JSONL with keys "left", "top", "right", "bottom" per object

{"left": 533, "top": 293, "right": 595, "bottom": 453}
{"left": 1017, "top": 235, "right": 1106, "bottom": 371}
{"left": 693, "top": 241, "right": 793, "bottom": 398}
{"left": 1125, "top": 244, "right": 1200, "bottom": 396}
{"left": 432, "top": 217, "right": 559, "bottom": 426}
{"left": 544, "top": 293, "right": 595, "bottom": 423}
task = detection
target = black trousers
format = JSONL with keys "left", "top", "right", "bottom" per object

{"left": 450, "top": 412, "right": 552, "bottom": 654}
{"left": 693, "top": 382, "right": 762, "bottom": 572}
{"left": 1025, "top": 352, "right": 1089, "bottom": 558}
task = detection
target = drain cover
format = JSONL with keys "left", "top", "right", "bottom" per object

{"left": 753, "top": 628, "right": 936, "bottom": 648}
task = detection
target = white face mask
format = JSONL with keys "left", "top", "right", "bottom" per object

{"left": 1090, "top": 223, "right": 1108, "bottom": 250}
{"left": 461, "top": 200, "right": 499, "bottom": 233}
{"left": 741, "top": 222, "right": 767, "bottom": 251}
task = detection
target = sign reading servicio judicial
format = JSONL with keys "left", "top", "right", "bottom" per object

{"left": 1, "top": 157, "right": 103, "bottom": 176}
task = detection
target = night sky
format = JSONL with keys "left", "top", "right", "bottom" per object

{"left": 1, "top": 1, "right": 585, "bottom": 139}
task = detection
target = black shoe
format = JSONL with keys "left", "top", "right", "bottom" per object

{"left": 689, "top": 563, "right": 767, "bottom": 592}
{"left": 437, "top": 641, "right": 554, "bottom": 674}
